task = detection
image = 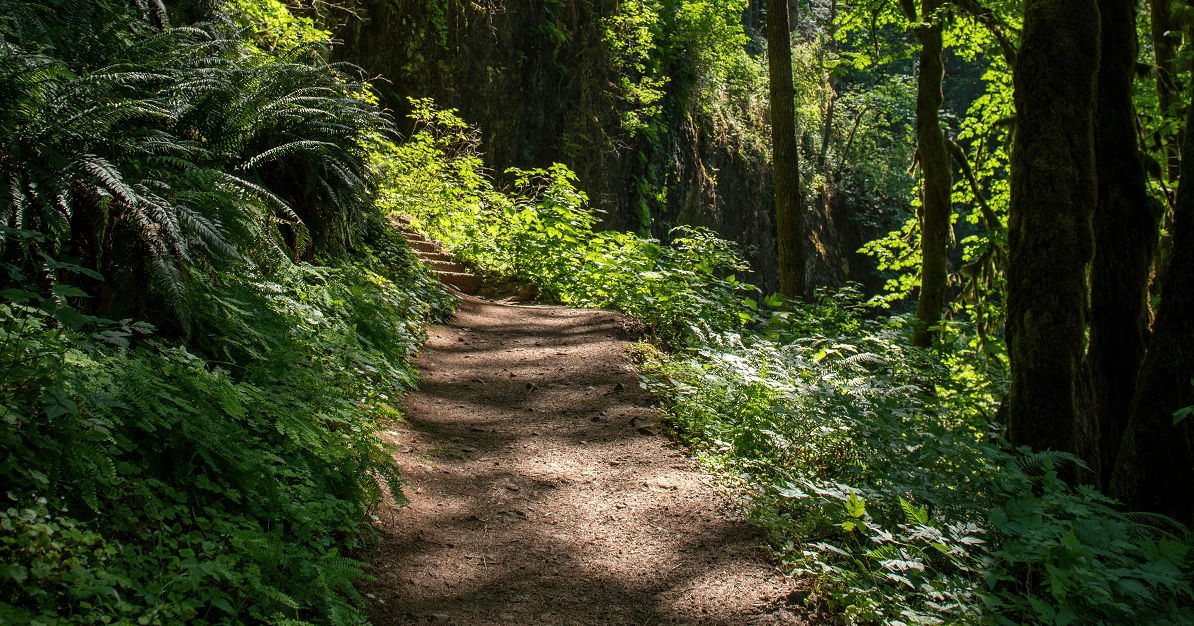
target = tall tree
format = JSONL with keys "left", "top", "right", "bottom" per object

{"left": 1109, "top": 71, "right": 1194, "bottom": 526}
{"left": 1150, "top": 0, "right": 1182, "bottom": 184}
{"left": 1086, "top": 0, "right": 1155, "bottom": 488}
{"left": 898, "top": 0, "right": 952, "bottom": 347}
{"left": 767, "top": 0, "right": 807, "bottom": 299}
{"left": 1003, "top": 0, "right": 1100, "bottom": 457}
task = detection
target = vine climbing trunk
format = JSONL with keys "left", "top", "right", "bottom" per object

{"left": 767, "top": 0, "right": 806, "bottom": 300}
{"left": 1003, "top": 0, "right": 1100, "bottom": 463}
{"left": 899, "top": 0, "right": 951, "bottom": 347}
{"left": 1110, "top": 72, "right": 1194, "bottom": 527}
{"left": 1087, "top": 0, "right": 1155, "bottom": 489}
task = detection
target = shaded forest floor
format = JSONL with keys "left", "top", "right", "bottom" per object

{"left": 357, "top": 296, "right": 817, "bottom": 625}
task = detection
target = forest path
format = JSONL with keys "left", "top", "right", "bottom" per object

{"left": 358, "top": 296, "right": 809, "bottom": 625}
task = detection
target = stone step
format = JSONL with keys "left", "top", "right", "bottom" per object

{"left": 436, "top": 271, "right": 483, "bottom": 294}
{"left": 403, "top": 231, "right": 426, "bottom": 242}
{"left": 425, "top": 259, "right": 467, "bottom": 273}
{"left": 419, "top": 251, "right": 453, "bottom": 263}
{"left": 409, "top": 240, "right": 440, "bottom": 254}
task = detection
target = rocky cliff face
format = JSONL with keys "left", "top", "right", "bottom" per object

{"left": 332, "top": 0, "right": 883, "bottom": 295}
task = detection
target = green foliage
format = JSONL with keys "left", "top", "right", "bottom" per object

{"left": 599, "top": 0, "right": 765, "bottom": 142}
{"left": 379, "top": 101, "right": 757, "bottom": 343}
{"left": 640, "top": 289, "right": 1194, "bottom": 625}
{"left": 0, "top": 0, "right": 392, "bottom": 329}
{"left": 373, "top": 99, "right": 500, "bottom": 249}
{"left": 231, "top": 0, "right": 332, "bottom": 52}
{"left": 832, "top": 0, "right": 1019, "bottom": 341}
{"left": 1, "top": 1, "right": 455, "bottom": 624}
{"left": 573, "top": 225, "right": 756, "bottom": 340}
{"left": 600, "top": 1, "right": 671, "bottom": 140}
{"left": 1, "top": 222, "right": 451, "bottom": 624}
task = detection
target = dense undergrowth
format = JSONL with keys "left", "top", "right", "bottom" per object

{"left": 385, "top": 103, "right": 756, "bottom": 343}
{"left": 1, "top": 232, "right": 452, "bottom": 625}
{"left": 395, "top": 104, "right": 1194, "bottom": 624}
{"left": 0, "top": 0, "right": 454, "bottom": 623}
{"left": 637, "top": 300, "right": 1194, "bottom": 625}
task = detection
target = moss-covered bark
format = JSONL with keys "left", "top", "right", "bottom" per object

{"left": 1086, "top": 0, "right": 1155, "bottom": 489}
{"left": 1003, "top": 0, "right": 1100, "bottom": 458}
{"left": 1109, "top": 75, "right": 1194, "bottom": 527}
{"left": 1150, "top": 0, "right": 1182, "bottom": 183}
{"left": 899, "top": 0, "right": 951, "bottom": 347}
{"left": 767, "top": 0, "right": 806, "bottom": 299}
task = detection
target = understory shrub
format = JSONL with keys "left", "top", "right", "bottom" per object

{"left": 0, "top": 225, "right": 452, "bottom": 625}
{"left": 638, "top": 290, "right": 1194, "bottom": 625}
{"left": 381, "top": 104, "right": 757, "bottom": 343}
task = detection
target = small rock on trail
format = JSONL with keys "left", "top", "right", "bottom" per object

{"left": 358, "top": 296, "right": 811, "bottom": 625}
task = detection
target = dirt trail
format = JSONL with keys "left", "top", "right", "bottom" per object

{"left": 359, "top": 296, "right": 807, "bottom": 625}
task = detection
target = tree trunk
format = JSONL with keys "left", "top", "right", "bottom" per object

{"left": 767, "top": 0, "right": 806, "bottom": 299}
{"left": 1003, "top": 0, "right": 1100, "bottom": 459}
{"left": 1109, "top": 75, "right": 1194, "bottom": 528}
{"left": 1148, "top": 0, "right": 1181, "bottom": 299}
{"left": 817, "top": 0, "right": 837, "bottom": 173}
{"left": 901, "top": 0, "right": 951, "bottom": 347}
{"left": 1151, "top": 0, "right": 1181, "bottom": 183}
{"left": 1086, "top": 0, "right": 1155, "bottom": 489}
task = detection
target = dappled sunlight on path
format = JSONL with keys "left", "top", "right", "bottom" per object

{"left": 357, "top": 296, "right": 811, "bottom": 625}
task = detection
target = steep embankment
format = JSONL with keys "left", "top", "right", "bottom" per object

{"left": 332, "top": 0, "right": 884, "bottom": 295}
{"left": 358, "top": 296, "right": 814, "bottom": 625}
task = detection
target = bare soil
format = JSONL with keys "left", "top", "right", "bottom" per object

{"left": 359, "top": 296, "right": 811, "bottom": 625}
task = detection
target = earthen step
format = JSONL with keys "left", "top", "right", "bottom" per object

{"left": 436, "top": 271, "right": 483, "bottom": 294}
{"left": 409, "top": 240, "right": 440, "bottom": 253}
{"left": 425, "top": 259, "right": 468, "bottom": 273}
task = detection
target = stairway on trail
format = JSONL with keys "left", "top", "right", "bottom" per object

{"left": 395, "top": 217, "right": 482, "bottom": 295}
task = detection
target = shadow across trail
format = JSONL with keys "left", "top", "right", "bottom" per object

{"left": 359, "top": 297, "right": 806, "bottom": 626}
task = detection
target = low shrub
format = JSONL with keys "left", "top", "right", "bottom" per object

{"left": 639, "top": 290, "right": 1194, "bottom": 625}
{"left": 0, "top": 226, "right": 453, "bottom": 625}
{"left": 381, "top": 103, "right": 757, "bottom": 343}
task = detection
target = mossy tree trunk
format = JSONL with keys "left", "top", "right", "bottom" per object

{"left": 1003, "top": 0, "right": 1100, "bottom": 459}
{"left": 1150, "top": 0, "right": 1182, "bottom": 184}
{"left": 1148, "top": 0, "right": 1182, "bottom": 293}
{"left": 1086, "top": 0, "right": 1156, "bottom": 489}
{"left": 1109, "top": 74, "right": 1194, "bottom": 527}
{"left": 767, "top": 0, "right": 806, "bottom": 299}
{"left": 899, "top": 0, "right": 951, "bottom": 348}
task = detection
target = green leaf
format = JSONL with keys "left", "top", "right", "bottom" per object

{"left": 846, "top": 492, "right": 866, "bottom": 518}
{"left": 51, "top": 305, "right": 96, "bottom": 330}
{"left": 0, "top": 288, "right": 39, "bottom": 303}
{"left": 900, "top": 496, "right": 929, "bottom": 526}
{"left": 51, "top": 285, "right": 91, "bottom": 299}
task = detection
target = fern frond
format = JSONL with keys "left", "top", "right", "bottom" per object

{"left": 78, "top": 154, "right": 139, "bottom": 207}
{"left": 148, "top": 255, "right": 190, "bottom": 328}
{"left": 1122, "top": 510, "right": 1190, "bottom": 536}
{"left": 841, "top": 352, "right": 884, "bottom": 367}
{"left": 240, "top": 140, "right": 334, "bottom": 170}
{"left": 1012, "top": 450, "right": 1090, "bottom": 476}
